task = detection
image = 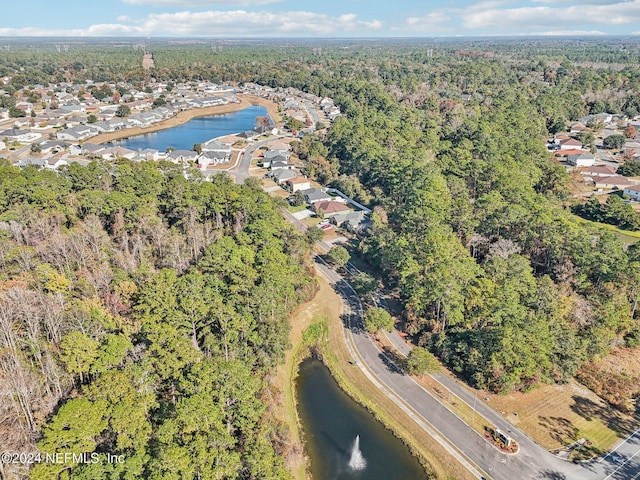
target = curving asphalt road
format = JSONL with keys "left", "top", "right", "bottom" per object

{"left": 231, "top": 135, "right": 287, "bottom": 184}
{"left": 314, "top": 257, "right": 640, "bottom": 480}
{"left": 263, "top": 167, "right": 640, "bottom": 480}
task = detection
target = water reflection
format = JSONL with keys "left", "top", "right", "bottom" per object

{"left": 296, "top": 358, "right": 429, "bottom": 479}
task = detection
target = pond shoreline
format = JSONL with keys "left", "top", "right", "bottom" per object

{"left": 88, "top": 94, "right": 279, "bottom": 145}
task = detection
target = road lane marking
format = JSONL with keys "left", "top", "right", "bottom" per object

{"left": 602, "top": 448, "right": 640, "bottom": 480}
{"left": 599, "top": 426, "right": 640, "bottom": 464}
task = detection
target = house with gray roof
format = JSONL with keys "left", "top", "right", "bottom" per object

{"left": 81, "top": 143, "right": 105, "bottom": 155}
{"left": 56, "top": 125, "right": 99, "bottom": 141}
{"left": 201, "top": 139, "right": 232, "bottom": 161}
{"left": 237, "top": 130, "right": 260, "bottom": 140}
{"left": 302, "top": 187, "right": 331, "bottom": 204}
{"left": 198, "top": 151, "right": 229, "bottom": 167}
{"left": 330, "top": 211, "right": 371, "bottom": 233}
{"left": 167, "top": 149, "right": 199, "bottom": 163}
{"left": 14, "top": 157, "right": 47, "bottom": 168}
{"left": 273, "top": 168, "right": 299, "bottom": 184}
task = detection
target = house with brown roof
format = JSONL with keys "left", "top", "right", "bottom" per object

{"left": 559, "top": 138, "right": 583, "bottom": 150}
{"left": 313, "top": 200, "right": 351, "bottom": 218}
{"left": 579, "top": 164, "right": 617, "bottom": 177}
{"left": 570, "top": 122, "right": 586, "bottom": 134}
{"left": 555, "top": 149, "right": 584, "bottom": 158}
{"left": 284, "top": 176, "right": 312, "bottom": 193}
{"left": 593, "top": 175, "right": 638, "bottom": 190}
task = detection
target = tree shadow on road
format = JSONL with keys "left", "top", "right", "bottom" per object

{"left": 378, "top": 345, "right": 406, "bottom": 375}
{"left": 536, "top": 470, "right": 567, "bottom": 480}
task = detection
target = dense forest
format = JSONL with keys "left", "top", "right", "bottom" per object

{"left": 0, "top": 160, "right": 313, "bottom": 479}
{"left": 262, "top": 40, "right": 640, "bottom": 396}
{"left": 2, "top": 37, "right": 640, "bottom": 478}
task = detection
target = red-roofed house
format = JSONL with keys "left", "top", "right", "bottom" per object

{"left": 313, "top": 200, "right": 351, "bottom": 218}
{"left": 559, "top": 138, "right": 583, "bottom": 150}
{"left": 555, "top": 148, "right": 584, "bottom": 157}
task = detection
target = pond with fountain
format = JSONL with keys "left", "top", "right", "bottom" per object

{"left": 296, "top": 358, "right": 429, "bottom": 479}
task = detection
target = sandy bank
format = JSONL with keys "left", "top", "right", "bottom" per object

{"left": 89, "top": 94, "right": 280, "bottom": 145}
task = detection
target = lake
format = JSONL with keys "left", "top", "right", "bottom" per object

{"left": 296, "top": 358, "right": 429, "bottom": 480}
{"left": 110, "top": 105, "right": 268, "bottom": 151}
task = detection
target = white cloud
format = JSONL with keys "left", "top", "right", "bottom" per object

{"left": 533, "top": 29, "right": 607, "bottom": 35}
{"left": 0, "top": 10, "right": 383, "bottom": 37}
{"left": 402, "top": 12, "right": 452, "bottom": 32}
{"left": 462, "top": 1, "right": 640, "bottom": 30}
{"left": 406, "top": 12, "right": 451, "bottom": 26}
{"left": 122, "top": 0, "right": 283, "bottom": 5}
{"left": 532, "top": 0, "right": 631, "bottom": 4}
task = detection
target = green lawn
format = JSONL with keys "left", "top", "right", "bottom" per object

{"left": 287, "top": 204, "right": 309, "bottom": 213}
{"left": 571, "top": 214, "right": 640, "bottom": 245}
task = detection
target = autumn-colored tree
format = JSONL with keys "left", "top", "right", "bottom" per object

{"left": 624, "top": 124, "right": 637, "bottom": 139}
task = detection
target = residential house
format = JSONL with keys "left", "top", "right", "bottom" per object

{"left": 554, "top": 148, "right": 584, "bottom": 158}
{"left": 593, "top": 175, "right": 637, "bottom": 190}
{"left": 570, "top": 122, "right": 586, "bottom": 134}
{"left": 302, "top": 187, "right": 331, "bottom": 204}
{"left": 13, "top": 157, "right": 46, "bottom": 168}
{"left": 167, "top": 149, "right": 199, "bottom": 163}
{"left": 15, "top": 101, "right": 33, "bottom": 114}
{"left": 272, "top": 168, "right": 299, "bottom": 184}
{"left": 330, "top": 211, "right": 370, "bottom": 233}
{"left": 59, "top": 104, "right": 85, "bottom": 115}
{"left": 1, "top": 128, "right": 41, "bottom": 143}
{"left": 559, "top": 138, "right": 583, "bottom": 151}
{"left": 284, "top": 176, "right": 312, "bottom": 192}
{"left": 99, "top": 105, "right": 119, "bottom": 117}
{"left": 578, "top": 113, "right": 614, "bottom": 125}
{"left": 81, "top": 143, "right": 105, "bottom": 156}
{"left": 98, "top": 146, "right": 137, "bottom": 160}
{"left": 312, "top": 200, "right": 351, "bottom": 218}
{"left": 92, "top": 121, "right": 114, "bottom": 133}
{"left": 201, "top": 139, "right": 232, "bottom": 161}
{"left": 568, "top": 153, "right": 596, "bottom": 167}
{"left": 92, "top": 119, "right": 127, "bottom": 133}
{"left": 270, "top": 160, "right": 294, "bottom": 172}
{"left": 624, "top": 140, "right": 640, "bottom": 156}
{"left": 198, "top": 151, "right": 228, "bottom": 168}
{"left": 45, "top": 157, "right": 69, "bottom": 170}
{"left": 56, "top": 125, "right": 99, "bottom": 142}
{"left": 237, "top": 130, "right": 260, "bottom": 140}
{"left": 39, "top": 140, "right": 69, "bottom": 155}
{"left": 140, "top": 148, "right": 162, "bottom": 161}
{"left": 623, "top": 185, "right": 640, "bottom": 201}
{"left": 579, "top": 165, "right": 617, "bottom": 177}
{"left": 127, "top": 112, "right": 159, "bottom": 127}
{"left": 264, "top": 154, "right": 291, "bottom": 169}
{"left": 264, "top": 150, "right": 291, "bottom": 161}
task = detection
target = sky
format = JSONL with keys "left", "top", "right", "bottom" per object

{"left": 2, "top": 0, "right": 640, "bottom": 38}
